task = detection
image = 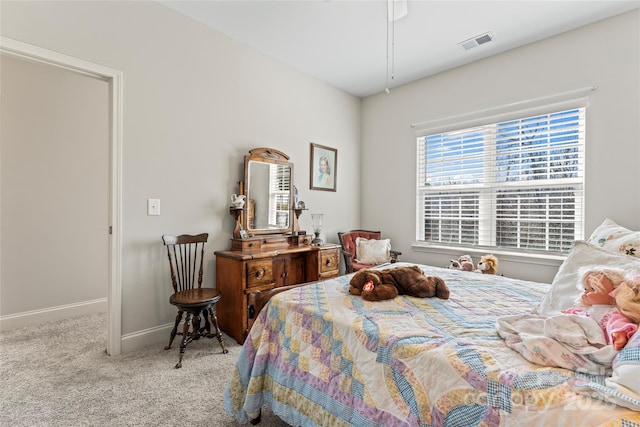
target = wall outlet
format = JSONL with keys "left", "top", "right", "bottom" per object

{"left": 147, "top": 199, "right": 160, "bottom": 216}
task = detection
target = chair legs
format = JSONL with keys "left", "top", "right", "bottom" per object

{"left": 165, "top": 310, "right": 184, "bottom": 350}
{"left": 165, "top": 305, "right": 228, "bottom": 369}
{"left": 207, "top": 307, "right": 228, "bottom": 354}
{"left": 175, "top": 312, "right": 193, "bottom": 369}
{"left": 200, "top": 308, "right": 212, "bottom": 337}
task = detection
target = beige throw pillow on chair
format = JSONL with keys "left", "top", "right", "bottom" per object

{"left": 355, "top": 237, "right": 391, "bottom": 265}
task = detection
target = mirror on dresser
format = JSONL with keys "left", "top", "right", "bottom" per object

{"left": 244, "top": 148, "right": 293, "bottom": 233}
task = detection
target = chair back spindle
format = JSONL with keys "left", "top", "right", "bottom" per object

{"left": 163, "top": 233, "right": 208, "bottom": 293}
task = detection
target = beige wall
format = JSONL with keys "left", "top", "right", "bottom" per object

{"left": 0, "top": 1, "right": 361, "bottom": 347}
{"left": 362, "top": 10, "right": 640, "bottom": 283}
{"left": 1, "top": 55, "right": 110, "bottom": 315}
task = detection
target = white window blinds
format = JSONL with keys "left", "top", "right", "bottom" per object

{"left": 416, "top": 107, "right": 585, "bottom": 254}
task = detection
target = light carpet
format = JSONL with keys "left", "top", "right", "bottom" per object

{"left": 0, "top": 313, "right": 289, "bottom": 427}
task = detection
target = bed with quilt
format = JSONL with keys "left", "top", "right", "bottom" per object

{"left": 225, "top": 234, "right": 640, "bottom": 426}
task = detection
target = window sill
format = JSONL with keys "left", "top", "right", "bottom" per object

{"left": 410, "top": 242, "right": 566, "bottom": 268}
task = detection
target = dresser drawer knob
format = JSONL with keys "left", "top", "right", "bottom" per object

{"left": 255, "top": 268, "right": 265, "bottom": 279}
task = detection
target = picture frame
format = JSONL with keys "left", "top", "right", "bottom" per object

{"left": 310, "top": 143, "right": 337, "bottom": 192}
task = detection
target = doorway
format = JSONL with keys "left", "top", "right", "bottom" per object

{"left": 0, "top": 37, "right": 123, "bottom": 355}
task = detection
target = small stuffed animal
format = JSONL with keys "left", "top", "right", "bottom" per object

{"left": 458, "top": 255, "right": 474, "bottom": 271}
{"left": 448, "top": 260, "right": 461, "bottom": 269}
{"left": 476, "top": 255, "right": 498, "bottom": 275}
{"left": 448, "top": 255, "right": 474, "bottom": 271}
{"left": 349, "top": 265, "right": 450, "bottom": 301}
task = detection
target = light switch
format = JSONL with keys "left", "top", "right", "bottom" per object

{"left": 147, "top": 199, "right": 160, "bottom": 216}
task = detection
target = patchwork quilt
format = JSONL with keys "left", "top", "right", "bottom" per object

{"left": 224, "top": 263, "right": 640, "bottom": 426}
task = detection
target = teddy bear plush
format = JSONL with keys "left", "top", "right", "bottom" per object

{"left": 476, "top": 254, "right": 498, "bottom": 275}
{"left": 349, "top": 265, "right": 450, "bottom": 302}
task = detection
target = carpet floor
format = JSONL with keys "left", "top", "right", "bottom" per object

{"left": 0, "top": 313, "right": 289, "bottom": 427}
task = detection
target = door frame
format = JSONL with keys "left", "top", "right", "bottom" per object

{"left": 1, "top": 36, "right": 123, "bottom": 355}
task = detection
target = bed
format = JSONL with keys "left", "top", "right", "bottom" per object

{"left": 225, "top": 223, "right": 640, "bottom": 426}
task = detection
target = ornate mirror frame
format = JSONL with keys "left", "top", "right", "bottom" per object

{"left": 241, "top": 147, "right": 294, "bottom": 236}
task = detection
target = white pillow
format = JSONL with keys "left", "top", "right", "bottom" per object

{"left": 535, "top": 240, "right": 640, "bottom": 315}
{"left": 355, "top": 237, "right": 391, "bottom": 264}
{"left": 587, "top": 218, "right": 640, "bottom": 258}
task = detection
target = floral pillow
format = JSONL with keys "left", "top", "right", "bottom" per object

{"left": 588, "top": 218, "right": 640, "bottom": 258}
{"left": 355, "top": 237, "right": 391, "bottom": 265}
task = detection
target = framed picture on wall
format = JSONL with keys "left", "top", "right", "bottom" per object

{"left": 310, "top": 143, "right": 337, "bottom": 192}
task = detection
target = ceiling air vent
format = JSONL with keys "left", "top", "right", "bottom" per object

{"left": 459, "top": 32, "right": 494, "bottom": 51}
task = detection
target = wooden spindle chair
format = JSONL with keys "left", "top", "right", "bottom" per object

{"left": 162, "top": 233, "right": 228, "bottom": 368}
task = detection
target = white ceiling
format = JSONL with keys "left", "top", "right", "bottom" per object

{"left": 160, "top": 1, "right": 640, "bottom": 98}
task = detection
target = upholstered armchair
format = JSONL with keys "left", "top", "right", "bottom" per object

{"left": 337, "top": 230, "right": 401, "bottom": 274}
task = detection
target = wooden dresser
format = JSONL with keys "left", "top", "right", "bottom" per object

{"left": 217, "top": 147, "right": 340, "bottom": 343}
{"left": 215, "top": 236, "right": 340, "bottom": 343}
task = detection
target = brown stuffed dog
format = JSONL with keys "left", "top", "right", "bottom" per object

{"left": 476, "top": 254, "right": 498, "bottom": 275}
{"left": 349, "top": 265, "right": 450, "bottom": 302}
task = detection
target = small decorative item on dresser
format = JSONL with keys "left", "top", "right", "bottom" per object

{"left": 311, "top": 214, "right": 324, "bottom": 246}
{"left": 230, "top": 194, "right": 246, "bottom": 208}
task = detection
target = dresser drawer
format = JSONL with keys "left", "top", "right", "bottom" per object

{"left": 246, "top": 260, "right": 274, "bottom": 287}
{"left": 320, "top": 248, "right": 340, "bottom": 274}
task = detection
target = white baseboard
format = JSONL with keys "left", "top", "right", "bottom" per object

{"left": 1, "top": 301, "right": 198, "bottom": 355}
{"left": 0, "top": 298, "right": 108, "bottom": 331}
{"left": 120, "top": 320, "right": 229, "bottom": 354}
{"left": 121, "top": 322, "right": 174, "bottom": 353}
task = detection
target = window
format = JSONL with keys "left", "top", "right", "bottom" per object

{"left": 416, "top": 107, "right": 585, "bottom": 254}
